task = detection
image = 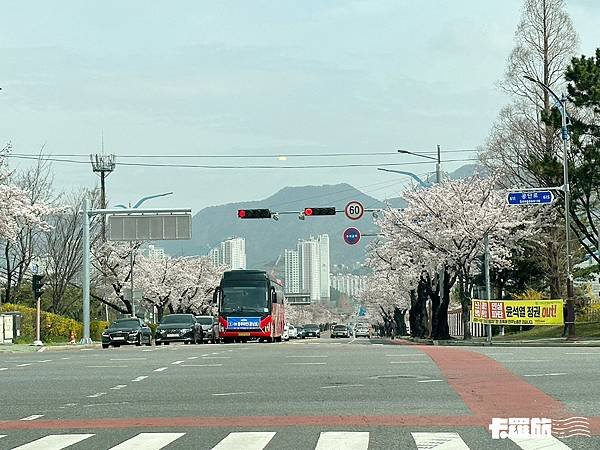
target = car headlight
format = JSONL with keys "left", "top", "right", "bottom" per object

{"left": 102, "top": 332, "right": 109, "bottom": 337}
{"left": 180, "top": 328, "right": 192, "bottom": 333}
{"left": 129, "top": 330, "right": 139, "bottom": 335}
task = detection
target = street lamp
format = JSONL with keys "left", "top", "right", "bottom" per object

{"left": 524, "top": 75, "right": 575, "bottom": 339}
{"left": 376, "top": 168, "right": 432, "bottom": 188}
{"left": 398, "top": 146, "right": 442, "bottom": 183}
{"left": 115, "top": 192, "right": 174, "bottom": 318}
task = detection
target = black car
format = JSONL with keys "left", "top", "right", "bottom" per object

{"left": 331, "top": 324, "right": 350, "bottom": 338}
{"left": 303, "top": 324, "right": 321, "bottom": 338}
{"left": 195, "top": 315, "right": 218, "bottom": 343}
{"left": 101, "top": 318, "right": 152, "bottom": 349}
{"left": 155, "top": 314, "right": 202, "bottom": 345}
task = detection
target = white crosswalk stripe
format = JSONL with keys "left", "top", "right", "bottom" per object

{"left": 314, "top": 432, "right": 369, "bottom": 450}
{"left": 411, "top": 432, "right": 470, "bottom": 449}
{"left": 11, "top": 434, "right": 94, "bottom": 450}
{"left": 510, "top": 436, "right": 572, "bottom": 450}
{"left": 211, "top": 432, "right": 276, "bottom": 450}
{"left": 108, "top": 432, "right": 185, "bottom": 449}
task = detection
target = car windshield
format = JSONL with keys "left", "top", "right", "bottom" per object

{"left": 196, "top": 317, "right": 213, "bottom": 325}
{"left": 221, "top": 281, "right": 268, "bottom": 313}
{"left": 305, "top": 324, "right": 319, "bottom": 330}
{"left": 109, "top": 319, "right": 139, "bottom": 329}
{"left": 333, "top": 325, "right": 346, "bottom": 331}
{"left": 160, "top": 315, "right": 194, "bottom": 325}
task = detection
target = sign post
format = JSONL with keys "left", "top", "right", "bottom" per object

{"left": 344, "top": 201, "right": 364, "bottom": 220}
{"left": 506, "top": 191, "right": 555, "bottom": 205}
{"left": 343, "top": 227, "right": 361, "bottom": 245}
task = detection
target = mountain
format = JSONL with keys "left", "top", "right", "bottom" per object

{"left": 161, "top": 183, "right": 398, "bottom": 268}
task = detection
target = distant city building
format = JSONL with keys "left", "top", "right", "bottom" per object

{"left": 330, "top": 274, "right": 367, "bottom": 298}
{"left": 146, "top": 244, "right": 165, "bottom": 260}
{"left": 284, "top": 249, "right": 300, "bottom": 294}
{"left": 209, "top": 237, "right": 247, "bottom": 269}
{"left": 283, "top": 234, "right": 330, "bottom": 302}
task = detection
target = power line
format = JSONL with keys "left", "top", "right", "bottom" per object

{"left": 7, "top": 154, "right": 479, "bottom": 169}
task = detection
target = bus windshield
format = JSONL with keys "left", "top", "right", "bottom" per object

{"left": 221, "top": 281, "right": 269, "bottom": 313}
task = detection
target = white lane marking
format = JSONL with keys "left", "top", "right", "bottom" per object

{"left": 154, "top": 367, "right": 168, "bottom": 372}
{"left": 510, "top": 435, "right": 572, "bottom": 449}
{"left": 109, "top": 432, "right": 185, "bottom": 450}
{"left": 212, "top": 391, "right": 256, "bottom": 396}
{"left": 61, "top": 357, "right": 70, "bottom": 360}
{"left": 285, "top": 362, "right": 326, "bottom": 365}
{"left": 417, "top": 379, "right": 444, "bottom": 383}
{"left": 390, "top": 361, "right": 429, "bottom": 364}
{"left": 211, "top": 432, "right": 276, "bottom": 450}
{"left": 86, "top": 365, "right": 128, "bottom": 368}
{"left": 320, "top": 384, "right": 364, "bottom": 389}
{"left": 201, "top": 356, "right": 231, "bottom": 359}
{"left": 132, "top": 376, "right": 148, "bottom": 382}
{"left": 16, "top": 363, "right": 32, "bottom": 367}
{"left": 373, "top": 343, "right": 383, "bottom": 346}
{"left": 315, "top": 431, "right": 369, "bottom": 450}
{"left": 87, "top": 392, "right": 106, "bottom": 398}
{"left": 285, "top": 355, "right": 328, "bottom": 358}
{"left": 38, "top": 359, "right": 52, "bottom": 363}
{"left": 110, "top": 358, "right": 146, "bottom": 361}
{"left": 20, "top": 414, "right": 44, "bottom": 421}
{"left": 385, "top": 354, "right": 426, "bottom": 357}
{"left": 523, "top": 373, "right": 568, "bottom": 377}
{"left": 110, "top": 385, "right": 127, "bottom": 390}
{"left": 497, "top": 359, "right": 551, "bottom": 362}
{"left": 181, "top": 364, "right": 223, "bottom": 367}
{"left": 37, "top": 347, "right": 46, "bottom": 352}
{"left": 481, "top": 352, "right": 514, "bottom": 355}
{"left": 411, "top": 432, "right": 469, "bottom": 450}
{"left": 565, "top": 352, "right": 600, "bottom": 355}
{"left": 0, "top": 368, "right": 7, "bottom": 371}
{"left": 349, "top": 338, "right": 357, "bottom": 344}
{"left": 187, "top": 356, "right": 199, "bottom": 360}
{"left": 171, "top": 360, "right": 184, "bottom": 365}
{"left": 12, "top": 434, "right": 95, "bottom": 449}
{"left": 142, "top": 349, "right": 153, "bottom": 352}
{"left": 0, "top": 434, "right": 5, "bottom": 438}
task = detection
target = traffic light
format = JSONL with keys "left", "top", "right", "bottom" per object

{"left": 32, "top": 274, "right": 45, "bottom": 299}
{"left": 303, "top": 207, "right": 336, "bottom": 216}
{"left": 237, "top": 209, "right": 272, "bottom": 219}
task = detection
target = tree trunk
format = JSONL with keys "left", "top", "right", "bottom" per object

{"left": 410, "top": 277, "right": 429, "bottom": 338}
{"left": 394, "top": 307, "right": 408, "bottom": 336}
{"left": 432, "top": 270, "right": 452, "bottom": 340}
{"left": 459, "top": 272, "right": 472, "bottom": 340}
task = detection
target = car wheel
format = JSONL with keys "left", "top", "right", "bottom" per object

{"left": 102, "top": 344, "right": 109, "bottom": 349}
{"left": 135, "top": 335, "right": 142, "bottom": 346}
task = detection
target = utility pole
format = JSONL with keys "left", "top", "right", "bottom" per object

{"left": 90, "top": 136, "right": 116, "bottom": 240}
{"left": 484, "top": 233, "right": 492, "bottom": 343}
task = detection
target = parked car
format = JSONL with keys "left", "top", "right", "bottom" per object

{"left": 102, "top": 318, "right": 152, "bottom": 349}
{"left": 331, "top": 324, "right": 350, "bottom": 338}
{"left": 155, "top": 314, "right": 202, "bottom": 345}
{"left": 303, "top": 324, "right": 321, "bottom": 338}
{"left": 195, "top": 315, "right": 218, "bottom": 343}
{"left": 296, "top": 325, "right": 305, "bottom": 339}
{"left": 283, "top": 324, "right": 290, "bottom": 341}
{"left": 353, "top": 323, "right": 371, "bottom": 338}
{"left": 287, "top": 324, "right": 298, "bottom": 339}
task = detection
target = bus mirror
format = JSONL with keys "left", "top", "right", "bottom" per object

{"left": 271, "top": 288, "right": 277, "bottom": 303}
{"left": 212, "top": 288, "right": 220, "bottom": 304}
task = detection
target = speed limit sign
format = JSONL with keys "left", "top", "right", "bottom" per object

{"left": 344, "top": 200, "right": 364, "bottom": 220}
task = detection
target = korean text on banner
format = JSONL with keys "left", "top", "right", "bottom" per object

{"left": 471, "top": 299, "right": 563, "bottom": 326}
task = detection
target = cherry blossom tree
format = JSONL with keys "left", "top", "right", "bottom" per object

{"left": 371, "top": 175, "right": 540, "bottom": 339}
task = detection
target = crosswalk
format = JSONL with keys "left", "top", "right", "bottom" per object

{"left": 0, "top": 431, "right": 577, "bottom": 449}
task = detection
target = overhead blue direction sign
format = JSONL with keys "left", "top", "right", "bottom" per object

{"left": 507, "top": 191, "right": 555, "bottom": 205}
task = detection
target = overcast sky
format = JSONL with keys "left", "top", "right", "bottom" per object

{"left": 1, "top": 0, "right": 599, "bottom": 212}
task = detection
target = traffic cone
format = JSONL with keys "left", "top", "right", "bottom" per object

{"left": 69, "top": 330, "right": 76, "bottom": 344}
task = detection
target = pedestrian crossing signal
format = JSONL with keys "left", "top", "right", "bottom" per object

{"left": 238, "top": 209, "right": 272, "bottom": 219}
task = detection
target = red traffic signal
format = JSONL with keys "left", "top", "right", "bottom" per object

{"left": 303, "top": 207, "right": 336, "bottom": 216}
{"left": 237, "top": 209, "right": 272, "bottom": 219}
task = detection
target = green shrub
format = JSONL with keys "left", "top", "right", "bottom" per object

{"left": 90, "top": 320, "right": 109, "bottom": 341}
{"left": 1, "top": 303, "right": 82, "bottom": 342}
{"left": 148, "top": 323, "right": 158, "bottom": 337}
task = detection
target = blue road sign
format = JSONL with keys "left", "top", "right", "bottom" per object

{"left": 343, "top": 227, "right": 361, "bottom": 245}
{"left": 507, "top": 191, "right": 555, "bottom": 205}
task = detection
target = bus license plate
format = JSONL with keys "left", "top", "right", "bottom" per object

{"left": 238, "top": 332, "right": 250, "bottom": 336}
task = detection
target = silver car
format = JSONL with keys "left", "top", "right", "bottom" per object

{"left": 195, "top": 315, "right": 218, "bottom": 343}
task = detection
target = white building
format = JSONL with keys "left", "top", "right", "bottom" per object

{"left": 284, "top": 249, "right": 300, "bottom": 294}
{"left": 330, "top": 274, "right": 367, "bottom": 298}
{"left": 318, "top": 234, "right": 330, "bottom": 300}
{"left": 298, "top": 239, "right": 321, "bottom": 302}
{"left": 210, "top": 237, "right": 247, "bottom": 270}
{"left": 146, "top": 244, "right": 165, "bottom": 260}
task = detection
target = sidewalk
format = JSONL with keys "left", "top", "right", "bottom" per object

{"left": 0, "top": 343, "right": 101, "bottom": 353}
{"left": 383, "top": 336, "right": 600, "bottom": 347}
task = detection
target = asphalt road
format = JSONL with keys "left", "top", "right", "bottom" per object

{"left": 1, "top": 337, "right": 599, "bottom": 449}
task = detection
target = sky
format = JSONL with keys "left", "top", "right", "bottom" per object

{"left": 1, "top": 0, "right": 599, "bottom": 213}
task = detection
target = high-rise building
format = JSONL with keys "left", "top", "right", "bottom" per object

{"left": 146, "top": 244, "right": 165, "bottom": 260}
{"left": 210, "top": 237, "right": 247, "bottom": 270}
{"left": 330, "top": 273, "right": 367, "bottom": 298}
{"left": 318, "top": 234, "right": 330, "bottom": 300}
{"left": 284, "top": 249, "right": 300, "bottom": 294}
{"left": 298, "top": 238, "right": 321, "bottom": 302}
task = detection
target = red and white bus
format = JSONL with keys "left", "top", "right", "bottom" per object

{"left": 213, "top": 270, "right": 285, "bottom": 343}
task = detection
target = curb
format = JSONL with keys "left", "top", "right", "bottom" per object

{"left": 383, "top": 338, "right": 600, "bottom": 347}
{"left": 0, "top": 343, "right": 101, "bottom": 353}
